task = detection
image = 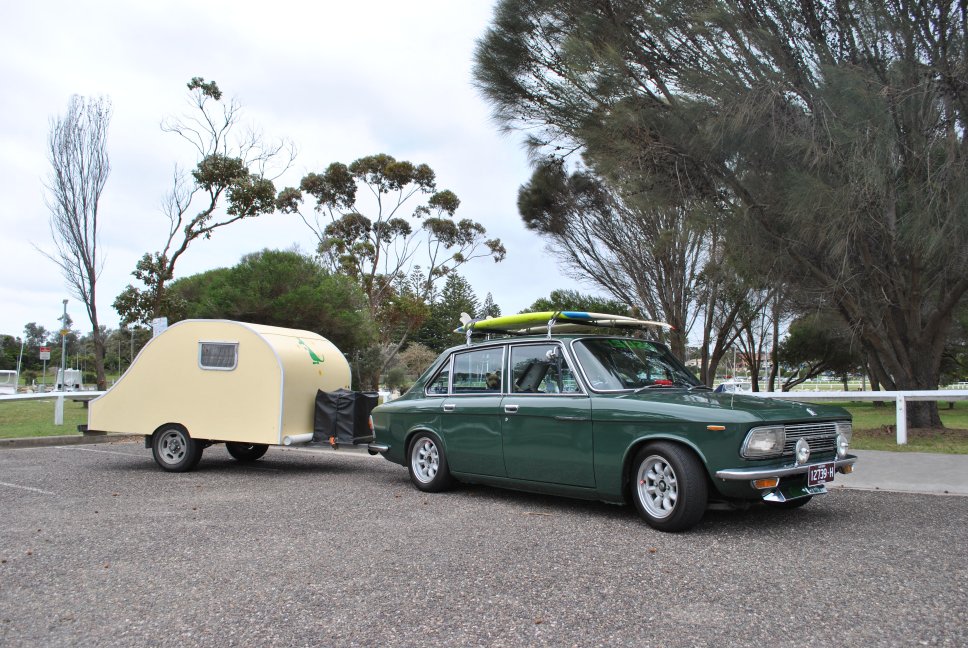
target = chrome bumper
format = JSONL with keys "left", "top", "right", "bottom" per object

{"left": 715, "top": 455, "right": 858, "bottom": 481}
{"left": 368, "top": 442, "right": 389, "bottom": 454}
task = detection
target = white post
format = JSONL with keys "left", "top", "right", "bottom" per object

{"left": 54, "top": 395, "right": 64, "bottom": 426}
{"left": 895, "top": 395, "right": 907, "bottom": 445}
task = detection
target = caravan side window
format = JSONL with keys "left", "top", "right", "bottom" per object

{"left": 199, "top": 342, "right": 238, "bottom": 371}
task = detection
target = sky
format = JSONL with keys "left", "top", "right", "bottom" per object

{"left": 0, "top": 0, "right": 593, "bottom": 343}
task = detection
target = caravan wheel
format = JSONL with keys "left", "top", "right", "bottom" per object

{"left": 152, "top": 426, "right": 203, "bottom": 472}
{"left": 226, "top": 442, "right": 269, "bottom": 462}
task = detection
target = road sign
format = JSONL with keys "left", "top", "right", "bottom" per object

{"left": 39, "top": 347, "right": 51, "bottom": 360}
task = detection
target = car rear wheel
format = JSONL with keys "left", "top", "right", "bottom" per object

{"left": 152, "top": 425, "right": 203, "bottom": 472}
{"left": 631, "top": 442, "right": 708, "bottom": 532}
{"left": 408, "top": 432, "right": 453, "bottom": 493}
{"left": 225, "top": 442, "right": 269, "bottom": 462}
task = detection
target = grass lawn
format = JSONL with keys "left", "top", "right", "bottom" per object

{"left": 0, "top": 399, "right": 90, "bottom": 439}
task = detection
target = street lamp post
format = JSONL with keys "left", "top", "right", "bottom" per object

{"left": 59, "top": 299, "right": 68, "bottom": 391}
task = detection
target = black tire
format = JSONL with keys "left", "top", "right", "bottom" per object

{"left": 630, "top": 442, "right": 708, "bottom": 532}
{"left": 766, "top": 495, "right": 813, "bottom": 509}
{"left": 225, "top": 442, "right": 269, "bottom": 462}
{"left": 407, "top": 432, "right": 454, "bottom": 493}
{"left": 151, "top": 425, "right": 203, "bottom": 472}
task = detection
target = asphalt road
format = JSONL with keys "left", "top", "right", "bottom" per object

{"left": 0, "top": 441, "right": 965, "bottom": 648}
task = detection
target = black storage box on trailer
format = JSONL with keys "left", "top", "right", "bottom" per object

{"left": 313, "top": 389, "right": 379, "bottom": 447}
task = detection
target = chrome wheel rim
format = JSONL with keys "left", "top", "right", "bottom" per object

{"left": 636, "top": 454, "right": 678, "bottom": 519}
{"left": 158, "top": 429, "right": 187, "bottom": 465}
{"left": 411, "top": 437, "right": 439, "bottom": 484}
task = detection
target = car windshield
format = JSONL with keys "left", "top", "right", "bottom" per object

{"left": 572, "top": 338, "right": 701, "bottom": 391}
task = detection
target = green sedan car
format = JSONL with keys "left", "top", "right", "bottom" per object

{"left": 369, "top": 334, "right": 857, "bottom": 531}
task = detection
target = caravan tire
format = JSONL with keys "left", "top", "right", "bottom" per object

{"left": 226, "top": 442, "right": 269, "bottom": 462}
{"left": 152, "top": 425, "right": 203, "bottom": 472}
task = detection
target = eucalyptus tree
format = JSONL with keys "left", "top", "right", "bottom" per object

{"left": 114, "top": 77, "right": 293, "bottom": 326}
{"left": 277, "top": 154, "right": 506, "bottom": 381}
{"left": 475, "top": 1, "right": 968, "bottom": 426}
{"left": 44, "top": 95, "right": 112, "bottom": 390}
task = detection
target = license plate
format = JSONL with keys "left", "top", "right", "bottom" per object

{"left": 807, "top": 462, "right": 835, "bottom": 486}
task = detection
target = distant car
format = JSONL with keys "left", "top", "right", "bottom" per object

{"left": 714, "top": 378, "right": 753, "bottom": 393}
{"left": 370, "top": 330, "right": 857, "bottom": 531}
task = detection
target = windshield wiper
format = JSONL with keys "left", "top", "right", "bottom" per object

{"left": 632, "top": 381, "right": 710, "bottom": 394}
{"left": 687, "top": 384, "right": 713, "bottom": 392}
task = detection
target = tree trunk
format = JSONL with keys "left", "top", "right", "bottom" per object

{"left": 91, "top": 325, "right": 107, "bottom": 391}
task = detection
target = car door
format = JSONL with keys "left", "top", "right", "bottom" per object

{"left": 439, "top": 345, "right": 507, "bottom": 477}
{"left": 501, "top": 342, "right": 594, "bottom": 487}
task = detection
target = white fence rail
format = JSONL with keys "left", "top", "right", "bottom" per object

{"left": 757, "top": 390, "right": 968, "bottom": 445}
{"left": 0, "top": 391, "right": 104, "bottom": 425}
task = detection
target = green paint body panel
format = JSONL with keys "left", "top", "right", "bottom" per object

{"left": 501, "top": 394, "right": 593, "bottom": 487}
{"left": 373, "top": 335, "right": 852, "bottom": 507}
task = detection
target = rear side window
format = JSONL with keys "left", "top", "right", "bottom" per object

{"left": 452, "top": 347, "right": 505, "bottom": 394}
{"left": 199, "top": 342, "right": 238, "bottom": 371}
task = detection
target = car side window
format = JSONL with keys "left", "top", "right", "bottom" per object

{"left": 510, "top": 344, "right": 581, "bottom": 394}
{"left": 426, "top": 363, "right": 451, "bottom": 395}
{"left": 452, "top": 347, "right": 505, "bottom": 394}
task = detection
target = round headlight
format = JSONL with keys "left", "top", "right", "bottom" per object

{"left": 836, "top": 433, "right": 849, "bottom": 459}
{"left": 795, "top": 438, "right": 810, "bottom": 465}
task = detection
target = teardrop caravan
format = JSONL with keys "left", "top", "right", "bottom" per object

{"left": 87, "top": 320, "right": 352, "bottom": 471}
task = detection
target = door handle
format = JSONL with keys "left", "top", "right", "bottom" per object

{"left": 443, "top": 404, "right": 456, "bottom": 412}
{"left": 504, "top": 404, "right": 519, "bottom": 414}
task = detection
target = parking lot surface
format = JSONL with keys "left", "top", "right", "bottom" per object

{"left": 1, "top": 441, "right": 965, "bottom": 647}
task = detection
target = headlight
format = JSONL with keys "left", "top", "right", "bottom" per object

{"left": 835, "top": 421, "right": 852, "bottom": 459}
{"left": 742, "top": 426, "right": 785, "bottom": 458}
{"left": 835, "top": 421, "right": 853, "bottom": 443}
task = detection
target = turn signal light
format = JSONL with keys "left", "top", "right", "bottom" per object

{"left": 839, "top": 464, "right": 853, "bottom": 474}
{"left": 752, "top": 478, "right": 780, "bottom": 489}
{"left": 706, "top": 425, "right": 726, "bottom": 431}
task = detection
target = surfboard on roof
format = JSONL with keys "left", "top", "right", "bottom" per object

{"left": 454, "top": 310, "right": 673, "bottom": 334}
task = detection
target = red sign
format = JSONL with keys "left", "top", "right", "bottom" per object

{"left": 40, "top": 347, "right": 51, "bottom": 352}
{"left": 39, "top": 347, "right": 51, "bottom": 361}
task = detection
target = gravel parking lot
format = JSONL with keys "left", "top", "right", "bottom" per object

{"left": 1, "top": 441, "right": 965, "bottom": 647}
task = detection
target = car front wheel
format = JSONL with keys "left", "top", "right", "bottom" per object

{"left": 408, "top": 432, "right": 453, "bottom": 493}
{"left": 631, "top": 442, "right": 708, "bottom": 532}
{"left": 152, "top": 426, "right": 203, "bottom": 473}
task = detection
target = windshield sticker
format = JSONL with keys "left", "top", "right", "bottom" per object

{"left": 607, "top": 339, "right": 657, "bottom": 352}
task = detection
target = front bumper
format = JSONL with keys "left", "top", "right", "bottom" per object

{"left": 368, "top": 442, "right": 389, "bottom": 455}
{"left": 715, "top": 454, "right": 857, "bottom": 503}
{"left": 715, "top": 454, "right": 858, "bottom": 481}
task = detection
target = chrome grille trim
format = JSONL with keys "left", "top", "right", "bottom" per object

{"left": 782, "top": 422, "right": 838, "bottom": 456}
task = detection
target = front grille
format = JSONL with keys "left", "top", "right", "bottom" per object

{"left": 782, "top": 422, "right": 838, "bottom": 456}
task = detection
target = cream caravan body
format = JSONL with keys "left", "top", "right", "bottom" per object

{"left": 88, "top": 320, "right": 351, "bottom": 446}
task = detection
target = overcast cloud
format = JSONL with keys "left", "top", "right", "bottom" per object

{"left": 0, "top": 0, "right": 591, "bottom": 341}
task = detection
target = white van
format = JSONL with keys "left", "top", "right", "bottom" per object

{"left": 0, "top": 370, "right": 17, "bottom": 395}
{"left": 55, "top": 368, "right": 83, "bottom": 391}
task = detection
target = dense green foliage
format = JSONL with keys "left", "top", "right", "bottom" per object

{"left": 778, "top": 315, "right": 863, "bottom": 390}
{"left": 412, "top": 274, "right": 482, "bottom": 353}
{"left": 168, "top": 249, "right": 374, "bottom": 357}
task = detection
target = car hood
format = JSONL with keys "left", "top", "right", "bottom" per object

{"left": 594, "top": 389, "right": 849, "bottom": 424}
